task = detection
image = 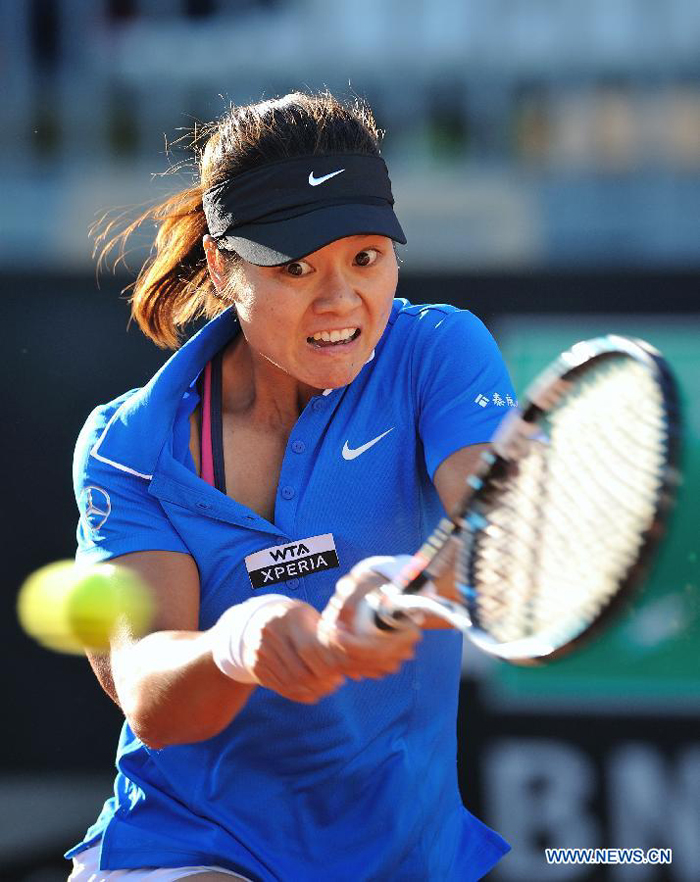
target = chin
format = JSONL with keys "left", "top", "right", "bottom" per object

{"left": 320, "top": 367, "right": 362, "bottom": 389}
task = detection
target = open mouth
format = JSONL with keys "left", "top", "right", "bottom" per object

{"left": 307, "top": 328, "right": 361, "bottom": 348}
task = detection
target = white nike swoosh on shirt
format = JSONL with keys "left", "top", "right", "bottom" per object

{"left": 308, "top": 168, "right": 346, "bottom": 186}
{"left": 342, "top": 428, "right": 394, "bottom": 460}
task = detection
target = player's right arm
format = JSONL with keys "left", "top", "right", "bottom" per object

{"left": 74, "top": 401, "right": 343, "bottom": 748}
{"left": 87, "top": 549, "right": 251, "bottom": 747}
{"left": 87, "top": 549, "right": 345, "bottom": 749}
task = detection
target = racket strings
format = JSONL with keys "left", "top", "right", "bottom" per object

{"left": 464, "top": 357, "right": 670, "bottom": 649}
{"left": 572, "top": 374, "right": 665, "bottom": 507}
{"left": 545, "top": 424, "right": 651, "bottom": 556}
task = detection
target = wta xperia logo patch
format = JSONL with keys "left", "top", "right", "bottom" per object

{"left": 245, "top": 533, "right": 339, "bottom": 589}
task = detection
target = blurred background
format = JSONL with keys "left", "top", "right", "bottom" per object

{"left": 3, "top": 1, "right": 699, "bottom": 880}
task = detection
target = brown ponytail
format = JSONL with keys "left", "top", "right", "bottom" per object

{"left": 94, "top": 90, "right": 383, "bottom": 350}
{"left": 94, "top": 182, "right": 223, "bottom": 350}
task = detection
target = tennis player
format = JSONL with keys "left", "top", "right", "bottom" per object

{"left": 67, "top": 91, "right": 515, "bottom": 881}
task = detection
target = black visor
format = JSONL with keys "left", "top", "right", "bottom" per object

{"left": 202, "top": 153, "right": 406, "bottom": 266}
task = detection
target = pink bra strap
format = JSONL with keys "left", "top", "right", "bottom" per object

{"left": 200, "top": 361, "right": 216, "bottom": 487}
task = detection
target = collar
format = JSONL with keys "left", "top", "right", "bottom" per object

{"left": 91, "top": 308, "right": 240, "bottom": 480}
{"left": 91, "top": 300, "right": 395, "bottom": 480}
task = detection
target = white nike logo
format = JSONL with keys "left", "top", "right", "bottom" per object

{"left": 342, "top": 428, "right": 394, "bottom": 461}
{"left": 308, "top": 168, "right": 345, "bottom": 186}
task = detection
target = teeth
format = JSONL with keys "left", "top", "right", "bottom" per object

{"left": 311, "top": 327, "right": 357, "bottom": 342}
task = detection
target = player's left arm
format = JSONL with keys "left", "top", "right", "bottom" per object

{"left": 429, "top": 442, "right": 490, "bottom": 605}
{"left": 415, "top": 311, "right": 515, "bottom": 612}
{"left": 322, "top": 442, "right": 491, "bottom": 639}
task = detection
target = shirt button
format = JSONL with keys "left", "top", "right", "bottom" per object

{"left": 281, "top": 486, "right": 295, "bottom": 500}
{"left": 286, "top": 578, "right": 300, "bottom": 590}
{"left": 312, "top": 399, "right": 324, "bottom": 412}
{"left": 291, "top": 440, "right": 305, "bottom": 454}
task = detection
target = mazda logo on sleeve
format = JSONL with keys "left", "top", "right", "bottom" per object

{"left": 79, "top": 486, "right": 112, "bottom": 535}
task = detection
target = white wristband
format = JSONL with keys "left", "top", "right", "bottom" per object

{"left": 211, "top": 594, "right": 296, "bottom": 683}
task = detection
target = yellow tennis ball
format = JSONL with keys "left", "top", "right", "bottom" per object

{"left": 17, "top": 561, "right": 153, "bottom": 654}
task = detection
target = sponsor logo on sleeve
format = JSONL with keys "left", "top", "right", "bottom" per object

{"left": 245, "top": 533, "right": 339, "bottom": 589}
{"left": 475, "top": 393, "right": 518, "bottom": 408}
{"left": 79, "top": 486, "right": 112, "bottom": 535}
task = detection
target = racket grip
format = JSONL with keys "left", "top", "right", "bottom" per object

{"left": 350, "top": 555, "right": 429, "bottom": 636}
{"left": 354, "top": 590, "right": 410, "bottom": 636}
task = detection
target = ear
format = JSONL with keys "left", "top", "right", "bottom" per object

{"left": 203, "top": 235, "right": 228, "bottom": 293}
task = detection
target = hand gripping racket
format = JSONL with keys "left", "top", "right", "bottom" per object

{"left": 357, "top": 335, "right": 681, "bottom": 664}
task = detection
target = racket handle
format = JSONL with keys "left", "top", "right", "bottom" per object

{"left": 352, "top": 555, "right": 429, "bottom": 636}
{"left": 354, "top": 590, "right": 411, "bottom": 636}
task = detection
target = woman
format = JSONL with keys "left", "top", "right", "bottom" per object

{"left": 68, "top": 91, "right": 514, "bottom": 881}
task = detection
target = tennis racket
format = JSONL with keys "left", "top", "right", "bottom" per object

{"left": 356, "top": 335, "right": 681, "bottom": 664}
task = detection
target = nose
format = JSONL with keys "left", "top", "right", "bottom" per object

{"left": 311, "top": 266, "right": 362, "bottom": 315}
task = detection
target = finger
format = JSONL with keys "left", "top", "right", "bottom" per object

{"left": 289, "top": 618, "right": 345, "bottom": 680}
{"left": 280, "top": 676, "right": 343, "bottom": 703}
{"left": 278, "top": 644, "right": 336, "bottom": 693}
{"left": 324, "top": 571, "right": 390, "bottom": 626}
{"left": 254, "top": 661, "right": 311, "bottom": 700}
{"left": 275, "top": 626, "right": 347, "bottom": 696}
{"left": 296, "top": 643, "right": 345, "bottom": 686}
{"left": 253, "top": 607, "right": 334, "bottom": 686}
{"left": 343, "top": 661, "right": 404, "bottom": 681}
{"left": 334, "top": 625, "right": 421, "bottom": 659}
{"left": 322, "top": 576, "right": 359, "bottom": 624}
{"left": 245, "top": 605, "right": 344, "bottom": 701}
{"left": 320, "top": 637, "right": 416, "bottom": 679}
{"left": 255, "top": 659, "right": 332, "bottom": 703}
{"left": 282, "top": 623, "right": 346, "bottom": 690}
{"left": 341, "top": 649, "right": 419, "bottom": 681}
{"left": 251, "top": 629, "right": 329, "bottom": 698}
{"left": 333, "top": 641, "right": 418, "bottom": 678}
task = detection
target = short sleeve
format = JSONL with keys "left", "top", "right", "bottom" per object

{"left": 413, "top": 309, "right": 516, "bottom": 479}
{"left": 72, "top": 401, "right": 191, "bottom": 564}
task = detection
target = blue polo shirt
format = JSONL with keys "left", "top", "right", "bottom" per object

{"left": 68, "top": 298, "right": 515, "bottom": 880}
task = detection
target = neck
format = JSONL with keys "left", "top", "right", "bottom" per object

{"left": 221, "top": 336, "right": 321, "bottom": 430}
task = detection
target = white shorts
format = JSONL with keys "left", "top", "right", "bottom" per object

{"left": 68, "top": 842, "right": 252, "bottom": 882}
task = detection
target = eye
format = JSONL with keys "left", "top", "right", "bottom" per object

{"left": 283, "top": 260, "right": 312, "bottom": 277}
{"left": 354, "top": 248, "right": 379, "bottom": 267}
